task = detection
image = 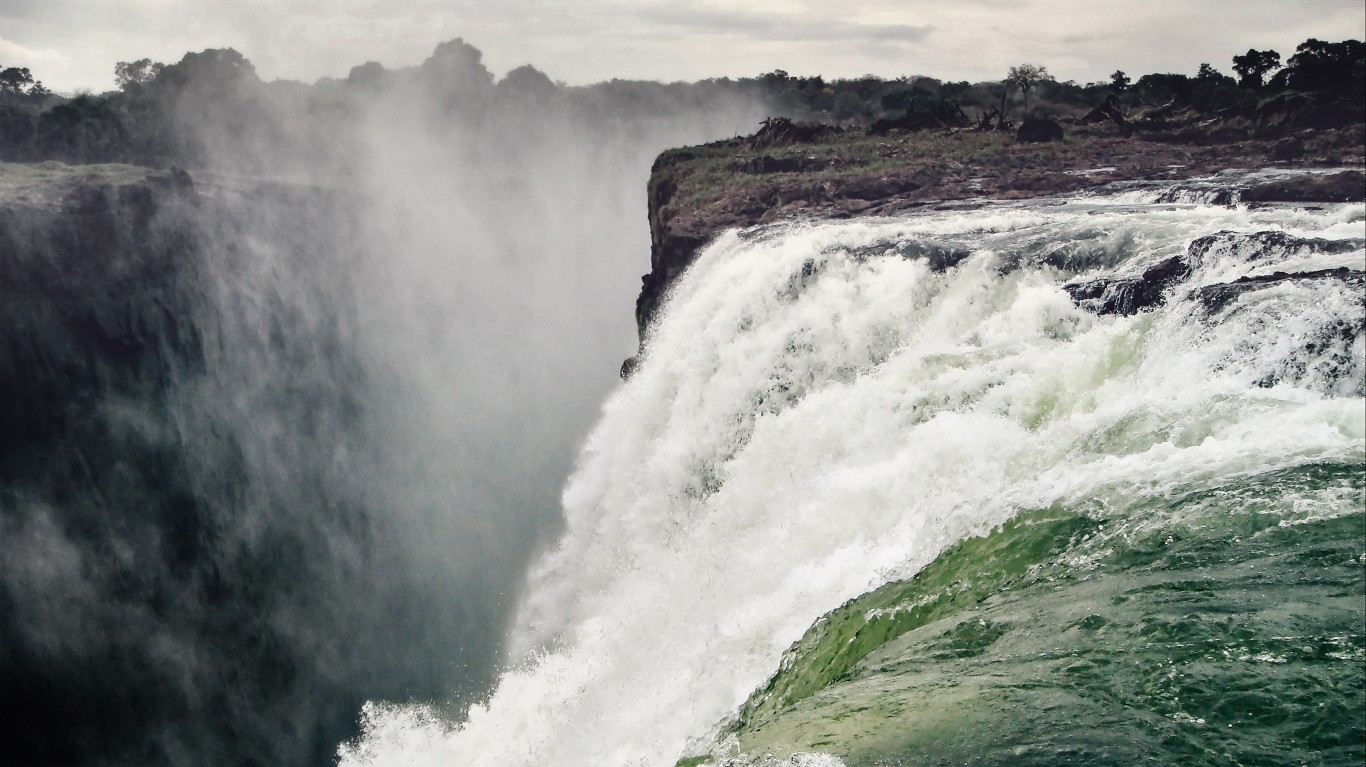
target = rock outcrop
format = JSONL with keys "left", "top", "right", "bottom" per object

{"left": 1063, "top": 256, "right": 1191, "bottom": 316}
{"left": 0, "top": 165, "right": 204, "bottom": 462}
{"left": 1016, "top": 118, "right": 1065, "bottom": 143}
{"left": 1241, "top": 170, "right": 1365, "bottom": 202}
{"left": 628, "top": 123, "right": 1364, "bottom": 376}
{"left": 1190, "top": 266, "right": 1365, "bottom": 313}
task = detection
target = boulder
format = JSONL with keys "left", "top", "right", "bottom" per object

{"left": 1063, "top": 256, "right": 1191, "bottom": 315}
{"left": 1081, "top": 95, "right": 1127, "bottom": 127}
{"left": 1016, "top": 118, "right": 1065, "bottom": 143}
{"left": 1271, "top": 137, "right": 1305, "bottom": 161}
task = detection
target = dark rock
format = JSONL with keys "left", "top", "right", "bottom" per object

{"left": 849, "top": 239, "right": 971, "bottom": 271}
{"left": 1271, "top": 137, "right": 1305, "bottom": 161}
{"left": 1016, "top": 118, "right": 1065, "bottom": 143}
{"left": 1187, "top": 229, "right": 1363, "bottom": 263}
{"left": 1081, "top": 95, "right": 1127, "bottom": 127}
{"left": 1189, "top": 267, "right": 1365, "bottom": 313}
{"left": 619, "top": 355, "right": 639, "bottom": 380}
{"left": 1241, "top": 171, "right": 1365, "bottom": 203}
{"left": 635, "top": 233, "right": 708, "bottom": 341}
{"left": 1154, "top": 186, "right": 1236, "bottom": 205}
{"left": 1064, "top": 256, "right": 1191, "bottom": 315}
{"left": 0, "top": 166, "right": 399, "bottom": 767}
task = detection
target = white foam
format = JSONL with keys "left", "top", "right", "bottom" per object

{"left": 339, "top": 190, "right": 1364, "bottom": 767}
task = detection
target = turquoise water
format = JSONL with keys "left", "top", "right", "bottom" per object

{"left": 725, "top": 463, "right": 1364, "bottom": 766}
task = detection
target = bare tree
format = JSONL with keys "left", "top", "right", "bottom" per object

{"left": 1006, "top": 63, "right": 1052, "bottom": 112}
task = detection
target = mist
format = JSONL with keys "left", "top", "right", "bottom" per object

{"left": 0, "top": 38, "right": 768, "bottom": 766}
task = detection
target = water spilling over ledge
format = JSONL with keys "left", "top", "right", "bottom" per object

{"left": 340, "top": 174, "right": 1365, "bottom": 766}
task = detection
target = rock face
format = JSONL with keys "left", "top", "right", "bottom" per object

{"left": 1064, "top": 229, "right": 1364, "bottom": 319}
{"left": 1063, "top": 256, "right": 1191, "bottom": 315}
{"left": 0, "top": 166, "right": 205, "bottom": 469}
{"left": 1241, "top": 170, "right": 1365, "bottom": 202}
{"left": 1190, "top": 266, "right": 1365, "bottom": 313}
{"left": 626, "top": 122, "right": 1357, "bottom": 375}
{"left": 1016, "top": 118, "right": 1065, "bottom": 143}
{"left": 0, "top": 163, "right": 432, "bottom": 767}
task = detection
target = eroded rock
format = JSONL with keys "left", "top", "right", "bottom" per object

{"left": 1189, "top": 267, "right": 1365, "bottom": 313}
{"left": 1063, "top": 256, "right": 1191, "bottom": 315}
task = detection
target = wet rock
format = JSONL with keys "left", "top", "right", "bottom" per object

{"left": 1189, "top": 267, "right": 1365, "bottom": 313}
{"left": 1154, "top": 186, "right": 1236, "bottom": 205}
{"left": 1241, "top": 171, "right": 1365, "bottom": 203}
{"left": 1016, "top": 118, "right": 1065, "bottom": 143}
{"left": 1187, "top": 229, "right": 1363, "bottom": 265}
{"left": 1064, "top": 256, "right": 1191, "bottom": 315}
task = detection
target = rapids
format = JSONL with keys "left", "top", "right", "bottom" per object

{"left": 339, "top": 175, "right": 1364, "bottom": 766}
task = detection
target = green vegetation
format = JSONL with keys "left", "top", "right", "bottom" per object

{"left": 0, "top": 36, "right": 1360, "bottom": 169}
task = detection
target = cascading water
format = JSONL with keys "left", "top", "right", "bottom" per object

{"left": 340, "top": 175, "right": 1364, "bottom": 766}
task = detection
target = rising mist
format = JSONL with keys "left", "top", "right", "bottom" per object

{"left": 0, "top": 38, "right": 769, "bottom": 766}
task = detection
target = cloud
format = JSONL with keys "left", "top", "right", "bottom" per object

{"left": 636, "top": 3, "right": 934, "bottom": 45}
{"left": 0, "top": 36, "right": 66, "bottom": 70}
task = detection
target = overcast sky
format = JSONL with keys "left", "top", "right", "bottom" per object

{"left": 1, "top": 0, "right": 1363, "bottom": 94}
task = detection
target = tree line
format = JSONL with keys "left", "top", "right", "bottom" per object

{"left": 0, "top": 37, "right": 1361, "bottom": 167}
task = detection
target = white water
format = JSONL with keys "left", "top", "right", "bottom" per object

{"left": 339, "top": 184, "right": 1364, "bottom": 766}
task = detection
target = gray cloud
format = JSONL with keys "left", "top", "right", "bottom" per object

{"left": 635, "top": 4, "right": 934, "bottom": 44}
{"left": 0, "top": 1, "right": 1356, "bottom": 94}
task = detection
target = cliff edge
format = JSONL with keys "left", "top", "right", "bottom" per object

{"left": 628, "top": 120, "right": 1365, "bottom": 375}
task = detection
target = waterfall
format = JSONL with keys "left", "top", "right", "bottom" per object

{"left": 339, "top": 179, "right": 1366, "bottom": 765}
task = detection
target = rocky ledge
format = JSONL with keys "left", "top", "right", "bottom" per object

{"left": 627, "top": 121, "right": 1365, "bottom": 375}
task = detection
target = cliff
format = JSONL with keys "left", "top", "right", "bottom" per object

{"left": 0, "top": 162, "right": 386, "bottom": 767}
{"left": 637, "top": 123, "right": 1364, "bottom": 767}
{"left": 629, "top": 121, "right": 1365, "bottom": 372}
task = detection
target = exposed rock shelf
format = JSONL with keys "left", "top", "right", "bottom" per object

{"left": 628, "top": 124, "right": 1365, "bottom": 373}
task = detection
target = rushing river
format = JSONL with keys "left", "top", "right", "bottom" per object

{"left": 341, "top": 173, "right": 1365, "bottom": 766}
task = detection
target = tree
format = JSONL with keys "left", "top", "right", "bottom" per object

{"left": 1110, "top": 70, "right": 1131, "bottom": 92}
{"left": 1271, "top": 38, "right": 1365, "bottom": 92}
{"left": 1006, "top": 63, "right": 1052, "bottom": 111}
{"left": 0, "top": 66, "right": 35, "bottom": 94}
{"left": 1231, "top": 49, "right": 1281, "bottom": 88}
{"left": 114, "top": 58, "right": 166, "bottom": 90}
{"left": 1196, "top": 63, "right": 1223, "bottom": 81}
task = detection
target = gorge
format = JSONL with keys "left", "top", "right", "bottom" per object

{"left": 1, "top": 35, "right": 1363, "bottom": 767}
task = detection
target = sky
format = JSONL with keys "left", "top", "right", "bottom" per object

{"left": 1, "top": 0, "right": 1364, "bottom": 94}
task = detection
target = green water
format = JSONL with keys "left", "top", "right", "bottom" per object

{"left": 713, "top": 463, "right": 1365, "bottom": 766}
